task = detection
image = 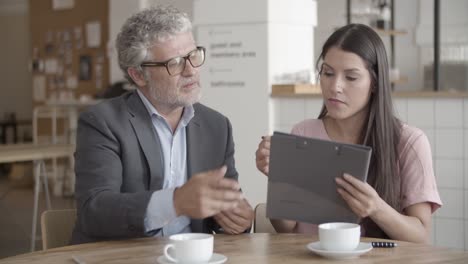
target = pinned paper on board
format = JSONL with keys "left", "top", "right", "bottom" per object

{"left": 33, "top": 75, "right": 47, "bottom": 102}
{"left": 95, "top": 63, "right": 103, "bottom": 89}
{"left": 44, "top": 58, "right": 59, "bottom": 74}
{"left": 74, "top": 26, "right": 83, "bottom": 49}
{"left": 66, "top": 76, "right": 78, "bottom": 89}
{"left": 52, "top": 0, "right": 75, "bottom": 10}
{"left": 86, "top": 21, "right": 101, "bottom": 48}
{"left": 79, "top": 55, "right": 92, "bottom": 80}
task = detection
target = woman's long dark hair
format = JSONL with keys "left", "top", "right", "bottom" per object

{"left": 317, "top": 24, "right": 401, "bottom": 238}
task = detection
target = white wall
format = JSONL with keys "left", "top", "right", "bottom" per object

{"left": 0, "top": 0, "right": 31, "bottom": 123}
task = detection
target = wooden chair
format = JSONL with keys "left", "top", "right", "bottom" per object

{"left": 41, "top": 209, "right": 77, "bottom": 250}
{"left": 253, "top": 203, "right": 276, "bottom": 233}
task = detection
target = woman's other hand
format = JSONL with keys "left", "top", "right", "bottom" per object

{"left": 335, "top": 173, "right": 384, "bottom": 218}
{"left": 255, "top": 136, "right": 271, "bottom": 176}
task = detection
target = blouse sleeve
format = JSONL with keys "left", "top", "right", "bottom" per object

{"left": 399, "top": 129, "right": 442, "bottom": 213}
{"left": 291, "top": 122, "right": 304, "bottom": 136}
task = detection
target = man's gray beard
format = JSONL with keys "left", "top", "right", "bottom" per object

{"left": 148, "top": 84, "right": 201, "bottom": 108}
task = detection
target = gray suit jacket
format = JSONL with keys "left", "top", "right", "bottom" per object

{"left": 70, "top": 90, "right": 238, "bottom": 244}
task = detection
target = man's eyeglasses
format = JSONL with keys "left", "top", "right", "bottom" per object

{"left": 140, "top": 46, "right": 206, "bottom": 76}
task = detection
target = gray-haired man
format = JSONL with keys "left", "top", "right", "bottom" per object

{"left": 71, "top": 6, "right": 253, "bottom": 244}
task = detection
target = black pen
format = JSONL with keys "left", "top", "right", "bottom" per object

{"left": 371, "top": 241, "right": 398, "bottom": 248}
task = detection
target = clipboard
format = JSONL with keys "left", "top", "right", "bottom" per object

{"left": 266, "top": 131, "right": 372, "bottom": 224}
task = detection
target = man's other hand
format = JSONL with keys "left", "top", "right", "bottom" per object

{"left": 214, "top": 198, "right": 254, "bottom": 234}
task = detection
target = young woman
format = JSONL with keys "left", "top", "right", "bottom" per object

{"left": 255, "top": 24, "right": 442, "bottom": 243}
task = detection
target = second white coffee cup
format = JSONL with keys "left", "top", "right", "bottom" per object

{"left": 164, "top": 233, "right": 213, "bottom": 263}
{"left": 318, "top": 222, "right": 360, "bottom": 251}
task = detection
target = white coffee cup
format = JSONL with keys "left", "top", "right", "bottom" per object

{"left": 318, "top": 222, "right": 360, "bottom": 251}
{"left": 163, "top": 233, "right": 213, "bottom": 263}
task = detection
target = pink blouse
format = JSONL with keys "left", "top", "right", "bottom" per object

{"left": 290, "top": 119, "right": 443, "bottom": 234}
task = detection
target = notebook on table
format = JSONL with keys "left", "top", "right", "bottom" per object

{"left": 266, "top": 131, "right": 372, "bottom": 224}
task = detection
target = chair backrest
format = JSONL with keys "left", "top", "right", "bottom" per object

{"left": 41, "top": 209, "right": 77, "bottom": 250}
{"left": 254, "top": 203, "right": 276, "bottom": 233}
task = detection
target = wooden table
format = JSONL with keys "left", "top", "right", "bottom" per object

{"left": 1, "top": 234, "right": 467, "bottom": 263}
{"left": 0, "top": 143, "right": 75, "bottom": 252}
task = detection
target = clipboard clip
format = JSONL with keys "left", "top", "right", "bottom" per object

{"left": 295, "top": 139, "right": 342, "bottom": 156}
{"left": 296, "top": 139, "right": 309, "bottom": 149}
{"left": 335, "top": 145, "right": 342, "bottom": 155}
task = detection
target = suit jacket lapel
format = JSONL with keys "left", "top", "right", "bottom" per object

{"left": 186, "top": 106, "right": 203, "bottom": 181}
{"left": 186, "top": 105, "right": 206, "bottom": 232}
{"left": 126, "top": 91, "right": 164, "bottom": 190}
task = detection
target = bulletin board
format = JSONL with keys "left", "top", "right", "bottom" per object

{"left": 29, "top": 0, "right": 109, "bottom": 139}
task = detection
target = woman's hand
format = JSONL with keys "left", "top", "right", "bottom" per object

{"left": 336, "top": 173, "right": 433, "bottom": 243}
{"left": 335, "top": 173, "right": 385, "bottom": 218}
{"left": 255, "top": 136, "right": 271, "bottom": 176}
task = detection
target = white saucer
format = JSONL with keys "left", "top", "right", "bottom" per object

{"left": 306, "top": 241, "right": 373, "bottom": 259}
{"left": 156, "top": 253, "right": 227, "bottom": 264}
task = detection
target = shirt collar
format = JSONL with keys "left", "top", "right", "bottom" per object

{"left": 136, "top": 89, "right": 195, "bottom": 128}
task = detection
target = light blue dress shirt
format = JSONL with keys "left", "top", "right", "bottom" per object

{"left": 137, "top": 90, "right": 194, "bottom": 236}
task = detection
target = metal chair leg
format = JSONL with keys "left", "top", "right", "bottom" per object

{"left": 40, "top": 161, "right": 52, "bottom": 210}
{"left": 31, "top": 160, "right": 41, "bottom": 252}
{"left": 30, "top": 160, "right": 52, "bottom": 252}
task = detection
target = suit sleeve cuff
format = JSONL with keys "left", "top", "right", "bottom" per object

{"left": 144, "top": 187, "right": 178, "bottom": 234}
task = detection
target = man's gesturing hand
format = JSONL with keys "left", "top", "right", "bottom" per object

{"left": 173, "top": 166, "right": 243, "bottom": 219}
